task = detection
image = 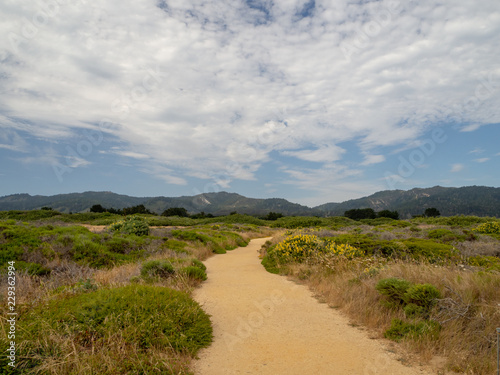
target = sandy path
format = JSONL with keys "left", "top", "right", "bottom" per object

{"left": 193, "top": 238, "right": 432, "bottom": 375}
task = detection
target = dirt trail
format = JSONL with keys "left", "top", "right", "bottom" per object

{"left": 193, "top": 238, "right": 432, "bottom": 375}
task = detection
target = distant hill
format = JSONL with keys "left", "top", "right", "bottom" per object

{"left": 315, "top": 186, "right": 500, "bottom": 218}
{"left": 0, "top": 191, "right": 315, "bottom": 217}
{"left": 0, "top": 186, "right": 499, "bottom": 218}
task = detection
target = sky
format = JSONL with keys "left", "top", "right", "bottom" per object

{"left": 0, "top": 0, "right": 499, "bottom": 207}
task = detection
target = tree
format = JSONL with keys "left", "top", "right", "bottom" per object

{"left": 377, "top": 210, "right": 399, "bottom": 220}
{"left": 122, "top": 204, "right": 153, "bottom": 215}
{"left": 262, "top": 212, "right": 284, "bottom": 221}
{"left": 190, "top": 211, "right": 213, "bottom": 219}
{"left": 424, "top": 208, "right": 441, "bottom": 217}
{"left": 90, "top": 204, "right": 106, "bottom": 213}
{"left": 162, "top": 207, "right": 189, "bottom": 217}
{"left": 344, "top": 208, "right": 376, "bottom": 221}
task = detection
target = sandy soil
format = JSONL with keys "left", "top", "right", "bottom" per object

{"left": 79, "top": 224, "right": 107, "bottom": 233}
{"left": 193, "top": 237, "right": 433, "bottom": 375}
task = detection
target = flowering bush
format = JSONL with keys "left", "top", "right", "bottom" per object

{"left": 268, "top": 234, "right": 364, "bottom": 263}
{"left": 325, "top": 242, "right": 365, "bottom": 259}
{"left": 272, "top": 234, "right": 320, "bottom": 262}
{"left": 473, "top": 221, "right": 500, "bottom": 235}
{"left": 109, "top": 216, "right": 150, "bottom": 236}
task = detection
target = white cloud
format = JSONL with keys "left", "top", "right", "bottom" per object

{"left": 282, "top": 145, "right": 345, "bottom": 163}
{"left": 469, "top": 148, "right": 485, "bottom": 154}
{"left": 460, "top": 123, "right": 482, "bottom": 132}
{"left": 0, "top": 0, "right": 499, "bottom": 194}
{"left": 474, "top": 158, "right": 490, "bottom": 163}
{"left": 361, "top": 154, "right": 386, "bottom": 166}
{"left": 450, "top": 163, "right": 464, "bottom": 173}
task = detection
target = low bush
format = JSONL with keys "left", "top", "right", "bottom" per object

{"left": 171, "top": 230, "right": 225, "bottom": 254}
{"left": 375, "top": 277, "right": 413, "bottom": 306}
{"left": 270, "top": 216, "right": 325, "bottom": 229}
{"left": 72, "top": 240, "right": 123, "bottom": 268}
{"left": 404, "top": 283, "right": 441, "bottom": 307}
{"left": 403, "top": 303, "right": 426, "bottom": 318}
{"left": 140, "top": 260, "right": 175, "bottom": 279}
{"left": 14, "top": 261, "right": 51, "bottom": 276}
{"left": 109, "top": 216, "right": 150, "bottom": 236}
{"left": 271, "top": 234, "right": 320, "bottom": 262}
{"left": 191, "top": 259, "right": 207, "bottom": 271}
{"left": 181, "top": 266, "right": 207, "bottom": 281}
{"left": 400, "top": 238, "right": 458, "bottom": 262}
{"left": 162, "top": 239, "right": 189, "bottom": 253}
{"left": 384, "top": 319, "right": 441, "bottom": 341}
{"left": 427, "top": 228, "right": 464, "bottom": 242}
{"left": 324, "top": 241, "right": 365, "bottom": 259}
{"left": 473, "top": 221, "right": 500, "bottom": 235}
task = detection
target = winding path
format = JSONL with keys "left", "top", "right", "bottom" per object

{"left": 193, "top": 238, "right": 432, "bottom": 375}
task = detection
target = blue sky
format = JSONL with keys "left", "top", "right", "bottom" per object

{"left": 0, "top": 0, "right": 499, "bottom": 206}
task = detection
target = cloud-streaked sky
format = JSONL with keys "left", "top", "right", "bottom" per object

{"left": 1, "top": 0, "right": 499, "bottom": 206}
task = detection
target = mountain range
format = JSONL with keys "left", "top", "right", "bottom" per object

{"left": 0, "top": 186, "right": 499, "bottom": 218}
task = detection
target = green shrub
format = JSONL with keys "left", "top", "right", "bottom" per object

{"left": 13, "top": 285, "right": 212, "bottom": 371}
{"left": 261, "top": 255, "right": 280, "bottom": 274}
{"left": 375, "top": 278, "right": 413, "bottom": 306}
{"left": 403, "top": 303, "right": 426, "bottom": 318}
{"left": 105, "top": 237, "right": 133, "bottom": 254}
{"left": 400, "top": 238, "right": 458, "bottom": 262}
{"left": 109, "top": 216, "right": 150, "bottom": 236}
{"left": 140, "top": 260, "right": 175, "bottom": 279}
{"left": 270, "top": 216, "right": 325, "bottom": 229}
{"left": 0, "top": 209, "right": 62, "bottom": 221}
{"left": 72, "top": 240, "right": 121, "bottom": 268}
{"left": 427, "top": 228, "right": 465, "bottom": 242}
{"left": 360, "top": 217, "right": 396, "bottom": 226}
{"left": 181, "top": 266, "right": 207, "bottom": 281}
{"left": 191, "top": 259, "right": 207, "bottom": 271}
{"left": 171, "top": 230, "right": 225, "bottom": 254}
{"left": 404, "top": 284, "right": 441, "bottom": 315}
{"left": 327, "top": 234, "right": 395, "bottom": 257}
{"left": 162, "top": 239, "right": 189, "bottom": 253}
{"left": 184, "top": 266, "right": 206, "bottom": 280}
{"left": 15, "top": 261, "right": 51, "bottom": 276}
{"left": 384, "top": 319, "right": 441, "bottom": 341}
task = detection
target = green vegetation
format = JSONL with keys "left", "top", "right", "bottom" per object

{"left": 181, "top": 266, "right": 208, "bottom": 281}
{"left": 473, "top": 221, "right": 500, "bottom": 235}
{"left": 140, "top": 260, "right": 175, "bottom": 279}
{"left": 109, "top": 216, "right": 150, "bottom": 236}
{"left": 384, "top": 319, "right": 441, "bottom": 341}
{"left": 191, "top": 258, "right": 207, "bottom": 271}
{"left": 1, "top": 207, "right": 499, "bottom": 374}
{"left": 375, "top": 278, "right": 413, "bottom": 306}
{"left": 171, "top": 228, "right": 249, "bottom": 254}
{"left": 3, "top": 285, "right": 212, "bottom": 374}
{"left": 0, "top": 212, "right": 271, "bottom": 374}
